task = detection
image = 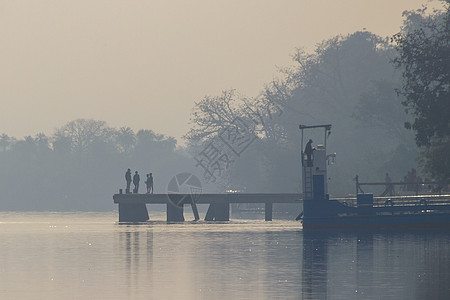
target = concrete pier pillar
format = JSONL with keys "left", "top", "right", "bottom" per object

{"left": 214, "top": 203, "right": 229, "bottom": 221}
{"left": 265, "top": 202, "right": 273, "bottom": 221}
{"left": 205, "top": 203, "right": 229, "bottom": 221}
{"left": 118, "top": 203, "right": 149, "bottom": 222}
{"left": 167, "top": 203, "right": 185, "bottom": 222}
{"left": 204, "top": 204, "right": 214, "bottom": 221}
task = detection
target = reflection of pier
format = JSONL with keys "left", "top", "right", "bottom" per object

{"left": 113, "top": 193, "right": 301, "bottom": 222}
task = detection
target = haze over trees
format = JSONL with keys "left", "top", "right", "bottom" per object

{"left": 1, "top": 4, "right": 447, "bottom": 212}
{"left": 186, "top": 30, "right": 407, "bottom": 195}
{"left": 186, "top": 4, "right": 449, "bottom": 195}
{"left": 0, "top": 119, "right": 197, "bottom": 211}
{"left": 392, "top": 4, "right": 450, "bottom": 185}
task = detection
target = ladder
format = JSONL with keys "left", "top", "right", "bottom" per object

{"left": 303, "top": 166, "right": 313, "bottom": 201}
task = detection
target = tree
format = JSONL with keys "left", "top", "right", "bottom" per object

{"left": 290, "top": 31, "right": 392, "bottom": 116}
{"left": 282, "top": 31, "right": 407, "bottom": 194}
{"left": 0, "top": 134, "right": 14, "bottom": 151}
{"left": 54, "top": 119, "right": 113, "bottom": 153}
{"left": 35, "top": 133, "right": 51, "bottom": 153}
{"left": 186, "top": 86, "right": 288, "bottom": 146}
{"left": 392, "top": 4, "right": 450, "bottom": 182}
{"left": 354, "top": 79, "right": 414, "bottom": 145}
{"left": 185, "top": 89, "right": 242, "bottom": 144}
{"left": 115, "top": 127, "right": 136, "bottom": 153}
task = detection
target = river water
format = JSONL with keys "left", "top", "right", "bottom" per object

{"left": 0, "top": 211, "right": 449, "bottom": 299}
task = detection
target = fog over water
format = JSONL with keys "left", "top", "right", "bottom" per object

{"left": 0, "top": 212, "right": 448, "bottom": 299}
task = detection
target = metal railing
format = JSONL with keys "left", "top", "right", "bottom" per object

{"left": 354, "top": 175, "right": 444, "bottom": 197}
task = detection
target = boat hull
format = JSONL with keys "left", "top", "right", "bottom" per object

{"left": 301, "top": 198, "right": 450, "bottom": 229}
{"left": 302, "top": 212, "right": 450, "bottom": 229}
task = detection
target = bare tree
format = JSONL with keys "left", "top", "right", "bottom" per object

{"left": 54, "top": 119, "right": 113, "bottom": 153}
{"left": 184, "top": 89, "right": 242, "bottom": 144}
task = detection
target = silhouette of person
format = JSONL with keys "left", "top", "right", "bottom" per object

{"left": 407, "top": 168, "right": 417, "bottom": 191}
{"left": 385, "top": 172, "right": 394, "bottom": 196}
{"left": 146, "top": 173, "right": 154, "bottom": 194}
{"left": 133, "top": 171, "right": 140, "bottom": 193}
{"left": 304, "top": 139, "right": 314, "bottom": 167}
{"left": 125, "top": 168, "right": 132, "bottom": 194}
{"left": 145, "top": 174, "right": 150, "bottom": 193}
{"left": 148, "top": 173, "right": 153, "bottom": 194}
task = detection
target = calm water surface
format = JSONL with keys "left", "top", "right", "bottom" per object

{"left": 0, "top": 212, "right": 449, "bottom": 299}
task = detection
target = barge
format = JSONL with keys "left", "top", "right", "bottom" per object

{"left": 297, "top": 124, "right": 450, "bottom": 229}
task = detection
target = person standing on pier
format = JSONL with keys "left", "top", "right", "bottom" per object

{"left": 385, "top": 172, "right": 395, "bottom": 196}
{"left": 145, "top": 174, "right": 150, "bottom": 193}
{"left": 125, "top": 168, "right": 132, "bottom": 194}
{"left": 133, "top": 171, "right": 140, "bottom": 193}
{"left": 304, "top": 139, "right": 314, "bottom": 167}
{"left": 147, "top": 173, "right": 153, "bottom": 194}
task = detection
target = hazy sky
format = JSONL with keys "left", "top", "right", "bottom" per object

{"left": 0, "top": 0, "right": 443, "bottom": 142}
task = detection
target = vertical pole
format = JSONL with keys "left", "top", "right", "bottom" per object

{"left": 265, "top": 202, "right": 273, "bottom": 221}
{"left": 301, "top": 128, "right": 304, "bottom": 166}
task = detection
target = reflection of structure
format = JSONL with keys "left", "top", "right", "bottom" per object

{"left": 118, "top": 228, "right": 154, "bottom": 296}
{"left": 413, "top": 231, "right": 450, "bottom": 299}
{"left": 356, "top": 232, "right": 374, "bottom": 297}
{"left": 301, "top": 230, "right": 450, "bottom": 298}
{"left": 301, "top": 231, "right": 375, "bottom": 299}
{"left": 302, "top": 231, "right": 328, "bottom": 300}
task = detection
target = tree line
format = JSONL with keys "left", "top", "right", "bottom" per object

{"left": 0, "top": 119, "right": 197, "bottom": 211}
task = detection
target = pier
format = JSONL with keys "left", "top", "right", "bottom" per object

{"left": 113, "top": 193, "right": 301, "bottom": 222}
{"left": 113, "top": 191, "right": 450, "bottom": 223}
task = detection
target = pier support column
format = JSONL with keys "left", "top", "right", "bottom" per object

{"left": 205, "top": 203, "right": 229, "bottom": 221}
{"left": 118, "top": 203, "right": 149, "bottom": 222}
{"left": 167, "top": 204, "right": 185, "bottom": 222}
{"left": 191, "top": 201, "right": 200, "bottom": 221}
{"left": 265, "top": 202, "right": 273, "bottom": 221}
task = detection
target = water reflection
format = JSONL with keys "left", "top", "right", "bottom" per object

{"left": 302, "top": 231, "right": 327, "bottom": 299}
{"left": 115, "top": 224, "right": 304, "bottom": 299}
{"left": 301, "top": 229, "right": 450, "bottom": 299}
{"left": 117, "top": 227, "right": 155, "bottom": 298}
{"left": 113, "top": 222, "right": 449, "bottom": 299}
